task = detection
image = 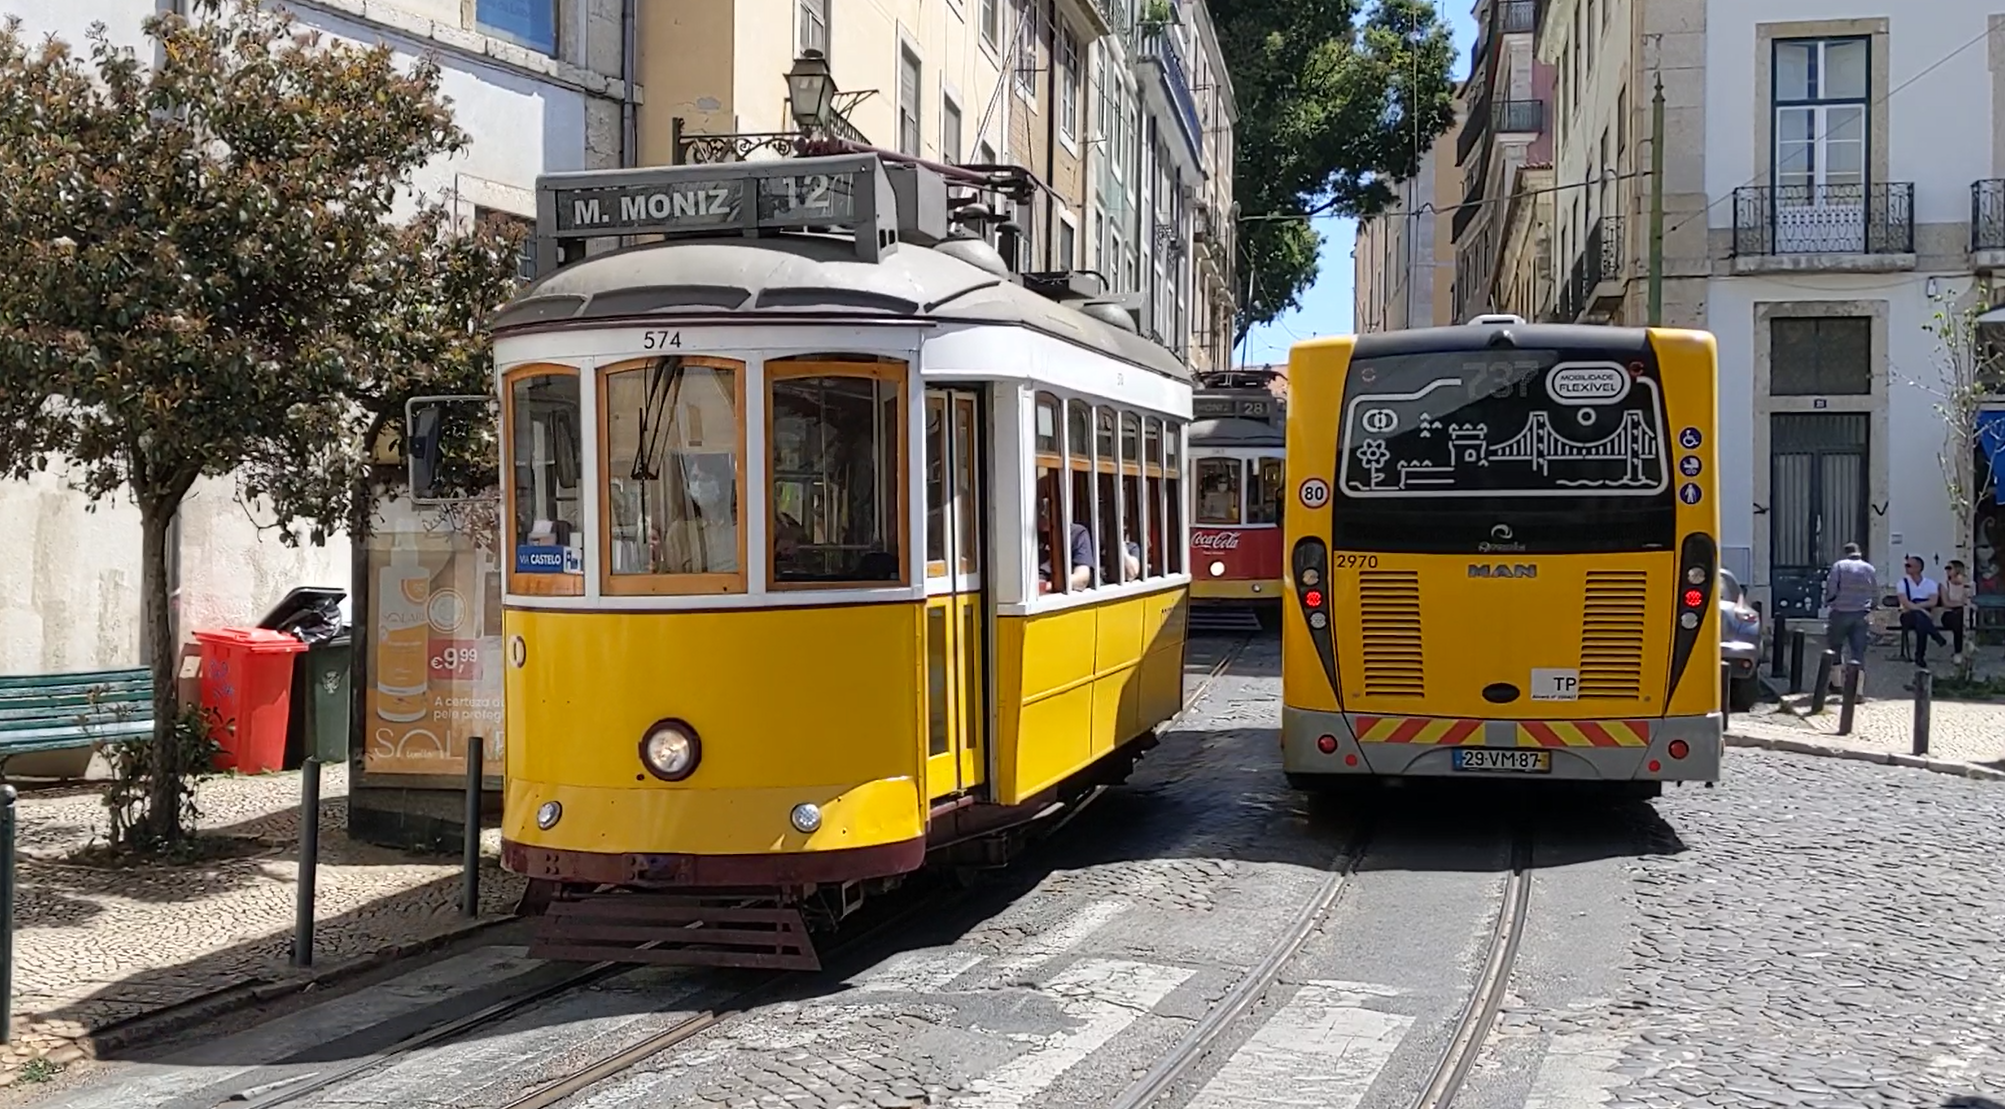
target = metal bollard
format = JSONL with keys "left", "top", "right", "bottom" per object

{"left": 1913, "top": 669, "right": 1933, "bottom": 756}
{"left": 293, "top": 757, "right": 321, "bottom": 967}
{"left": 1, "top": 785, "right": 15, "bottom": 1043}
{"left": 1788, "top": 630, "right": 1807, "bottom": 694}
{"left": 1836, "top": 663, "right": 1861, "bottom": 735}
{"left": 462, "top": 736, "right": 483, "bottom": 918}
{"left": 1809, "top": 649, "right": 1837, "bottom": 714}
{"left": 1771, "top": 615, "right": 1789, "bottom": 677}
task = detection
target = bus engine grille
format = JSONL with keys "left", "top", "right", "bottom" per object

{"left": 1359, "top": 569, "right": 1425, "bottom": 697}
{"left": 1579, "top": 570, "right": 1649, "bottom": 698}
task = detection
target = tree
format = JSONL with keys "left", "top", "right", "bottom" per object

{"left": 240, "top": 205, "right": 528, "bottom": 549}
{"left": 0, "top": 1, "right": 475, "bottom": 847}
{"left": 1209, "top": 0, "right": 1458, "bottom": 333}
{"left": 1916, "top": 285, "right": 2002, "bottom": 679}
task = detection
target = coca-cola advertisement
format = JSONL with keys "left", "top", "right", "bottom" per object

{"left": 1189, "top": 526, "right": 1282, "bottom": 579}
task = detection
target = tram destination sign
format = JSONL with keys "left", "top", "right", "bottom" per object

{"left": 1194, "top": 396, "right": 1276, "bottom": 421}
{"left": 535, "top": 154, "right": 897, "bottom": 265}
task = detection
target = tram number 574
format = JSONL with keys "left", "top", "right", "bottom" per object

{"left": 643, "top": 330, "right": 682, "bottom": 350}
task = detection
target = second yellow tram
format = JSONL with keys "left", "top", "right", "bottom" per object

{"left": 434, "top": 154, "right": 1194, "bottom": 968}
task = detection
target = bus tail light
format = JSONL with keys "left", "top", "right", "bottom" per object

{"left": 1668, "top": 739, "right": 1690, "bottom": 760}
{"left": 1666, "top": 534, "right": 1717, "bottom": 699}
{"left": 1317, "top": 734, "right": 1338, "bottom": 753}
{"left": 1291, "top": 537, "right": 1340, "bottom": 692}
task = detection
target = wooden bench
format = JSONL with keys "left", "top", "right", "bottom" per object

{"left": 0, "top": 669, "right": 155, "bottom": 776}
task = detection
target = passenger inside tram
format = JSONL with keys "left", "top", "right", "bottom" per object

{"left": 1035, "top": 490, "right": 1096, "bottom": 593}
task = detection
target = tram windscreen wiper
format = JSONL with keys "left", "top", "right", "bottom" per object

{"left": 633, "top": 357, "right": 686, "bottom": 481}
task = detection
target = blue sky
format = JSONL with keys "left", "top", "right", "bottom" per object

{"left": 1239, "top": 3, "right": 1481, "bottom": 363}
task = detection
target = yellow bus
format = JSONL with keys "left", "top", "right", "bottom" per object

{"left": 1279, "top": 317, "right": 1722, "bottom": 797}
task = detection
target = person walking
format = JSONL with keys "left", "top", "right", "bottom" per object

{"left": 1821, "top": 542, "right": 1878, "bottom": 680}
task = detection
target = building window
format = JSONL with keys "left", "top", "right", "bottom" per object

{"left": 1057, "top": 216, "right": 1076, "bottom": 269}
{"left": 475, "top": 206, "right": 536, "bottom": 282}
{"left": 476, "top": 0, "right": 556, "bottom": 55}
{"left": 1774, "top": 37, "right": 1869, "bottom": 196}
{"left": 981, "top": 0, "right": 1000, "bottom": 51}
{"left": 1013, "top": 0, "right": 1038, "bottom": 104}
{"left": 1771, "top": 317, "right": 1871, "bottom": 395}
{"left": 898, "top": 46, "right": 923, "bottom": 157}
{"left": 1012, "top": 199, "right": 1035, "bottom": 270}
{"left": 976, "top": 140, "right": 997, "bottom": 165}
{"left": 799, "top": 0, "right": 829, "bottom": 56}
{"left": 942, "top": 95, "right": 963, "bottom": 164}
{"left": 1058, "top": 27, "right": 1080, "bottom": 143}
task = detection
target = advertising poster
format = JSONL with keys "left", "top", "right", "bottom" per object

{"left": 363, "top": 498, "right": 505, "bottom": 775}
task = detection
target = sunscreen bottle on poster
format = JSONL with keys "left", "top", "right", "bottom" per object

{"left": 374, "top": 531, "right": 431, "bottom": 724}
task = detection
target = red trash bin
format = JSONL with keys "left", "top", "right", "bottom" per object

{"left": 194, "top": 628, "right": 307, "bottom": 773}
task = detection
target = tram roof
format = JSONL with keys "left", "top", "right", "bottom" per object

{"left": 1188, "top": 416, "right": 1284, "bottom": 447}
{"left": 491, "top": 233, "right": 1191, "bottom": 383}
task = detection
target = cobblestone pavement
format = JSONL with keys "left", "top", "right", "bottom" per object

{"left": 21, "top": 635, "right": 2005, "bottom": 1107}
{"left": 1746, "top": 632, "right": 2005, "bottom": 766}
{"left": 7, "top": 761, "right": 520, "bottom": 1077}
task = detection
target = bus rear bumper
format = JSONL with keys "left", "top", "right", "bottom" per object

{"left": 1280, "top": 707, "right": 1722, "bottom": 783}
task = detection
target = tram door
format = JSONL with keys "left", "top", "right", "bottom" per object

{"left": 923, "top": 388, "right": 988, "bottom": 802}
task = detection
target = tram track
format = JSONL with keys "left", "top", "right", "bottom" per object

{"left": 1103, "top": 813, "right": 1537, "bottom": 1109}
{"left": 220, "top": 639, "right": 1263, "bottom": 1109}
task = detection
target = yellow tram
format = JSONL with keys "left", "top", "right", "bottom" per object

{"left": 441, "top": 154, "right": 1193, "bottom": 968}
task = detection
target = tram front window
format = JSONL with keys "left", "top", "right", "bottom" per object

{"left": 1196, "top": 457, "right": 1241, "bottom": 525}
{"left": 508, "top": 370, "right": 584, "bottom": 597}
{"left": 769, "top": 360, "right": 906, "bottom": 585}
{"left": 602, "top": 357, "right": 744, "bottom": 593}
{"left": 1246, "top": 457, "right": 1283, "bottom": 525}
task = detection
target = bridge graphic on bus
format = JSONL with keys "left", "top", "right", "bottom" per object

{"left": 1342, "top": 376, "right": 1669, "bottom": 498}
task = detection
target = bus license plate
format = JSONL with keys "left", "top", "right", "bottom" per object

{"left": 1452, "top": 748, "right": 1552, "bottom": 774}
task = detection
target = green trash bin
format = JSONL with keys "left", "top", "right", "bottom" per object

{"left": 299, "top": 634, "right": 352, "bottom": 763}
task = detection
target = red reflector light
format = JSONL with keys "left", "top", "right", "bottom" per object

{"left": 1683, "top": 588, "right": 1703, "bottom": 607}
{"left": 1647, "top": 759, "right": 1662, "bottom": 773}
{"left": 1316, "top": 734, "right": 1338, "bottom": 753}
{"left": 1668, "top": 739, "right": 1690, "bottom": 760}
{"left": 1344, "top": 753, "right": 1359, "bottom": 766}
{"left": 1304, "top": 589, "right": 1324, "bottom": 608}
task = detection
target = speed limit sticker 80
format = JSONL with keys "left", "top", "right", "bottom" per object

{"left": 1298, "top": 478, "right": 1330, "bottom": 509}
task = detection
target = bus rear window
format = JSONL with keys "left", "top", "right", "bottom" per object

{"left": 1339, "top": 350, "right": 1668, "bottom": 498}
{"left": 1333, "top": 348, "right": 1676, "bottom": 555}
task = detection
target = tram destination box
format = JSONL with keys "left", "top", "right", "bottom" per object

{"left": 534, "top": 154, "right": 914, "bottom": 271}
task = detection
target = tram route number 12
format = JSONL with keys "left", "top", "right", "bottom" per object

{"left": 643, "top": 330, "right": 682, "bottom": 350}
{"left": 778, "top": 174, "right": 837, "bottom": 215}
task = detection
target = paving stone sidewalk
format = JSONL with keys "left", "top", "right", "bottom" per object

{"left": 4, "top": 762, "right": 521, "bottom": 1078}
{"left": 1741, "top": 628, "right": 2005, "bottom": 769}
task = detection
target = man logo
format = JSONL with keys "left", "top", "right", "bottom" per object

{"left": 1468, "top": 564, "right": 1537, "bottom": 578}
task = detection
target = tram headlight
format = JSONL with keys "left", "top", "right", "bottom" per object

{"left": 790, "top": 803, "right": 823, "bottom": 833}
{"left": 1209, "top": 560, "right": 1226, "bottom": 576}
{"left": 638, "top": 719, "right": 701, "bottom": 781}
{"left": 535, "top": 801, "right": 563, "bottom": 830}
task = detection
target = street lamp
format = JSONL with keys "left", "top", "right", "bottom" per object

{"left": 787, "top": 50, "right": 835, "bottom": 133}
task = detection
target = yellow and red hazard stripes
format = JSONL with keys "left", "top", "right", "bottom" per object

{"left": 1513, "top": 720, "right": 1650, "bottom": 748}
{"left": 1351, "top": 716, "right": 1653, "bottom": 747}
{"left": 1354, "top": 716, "right": 1483, "bottom": 745}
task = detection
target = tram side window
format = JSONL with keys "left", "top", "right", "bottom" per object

{"left": 602, "top": 357, "right": 744, "bottom": 593}
{"left": 1196, "top": 457, "right": 1242, "bottom": 525}
{"left": 1067, "top": 398, "right": 1098, "bottom": 589}
{"left": 1164, "top": 421, "right": 1184, "bottom": 573}
{"left": 1095, "top": 406, "right": 1125, "bottom": 585}
{"left": 1145, "top": 420, "right": 1166, "bottom": 576}
{"left": 1245, "top": 456, "right": 1283, "bottom": 525}
{"left": 1035, "top": 392, "right": 1085, "bottom": 593}
{"left": 508, "top": 371, "right": 584, "bottom": 597}
{"left": 768, "top": 359, "right": 905, "bottom": 585}
{"left": 1120, "top": 411, "right": 1145, "bottom": 581}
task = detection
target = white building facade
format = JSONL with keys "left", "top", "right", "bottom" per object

{"left": 1703, "top": 1, "right": 2004, "bottom": 624}
{"left": 0, "top": 0, "right": 630, "bottom": 674}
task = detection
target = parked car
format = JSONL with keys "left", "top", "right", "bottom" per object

{"left": 1719, "top": 569, "right": 1764, "bottom": 711}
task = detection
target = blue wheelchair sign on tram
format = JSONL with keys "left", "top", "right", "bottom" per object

{"left": 1678, "top": 426, "right": 1703, "bottom": 450}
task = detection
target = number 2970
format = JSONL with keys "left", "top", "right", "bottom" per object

{"left": 1331, "top": 554, "right": 1379, "bottom": 569}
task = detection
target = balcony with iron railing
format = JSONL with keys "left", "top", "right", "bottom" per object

{"left": 1556, "top": 215, "right": 1623, "bottom": 322}
{"left": 1493, "top": 98, "right": 1545, "bottom": 136}
{"left": 1731, "top": 182, "right": 1915, "bottom": 272}
{"left": 1499, "top": 0, "right": 1538, "bottom": 34}
{"left": 1137, "top": 26, "right": 1204, "bottom": 167}
{"left": 1973, "top": 179, "right": 2005, "bottom": 257}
